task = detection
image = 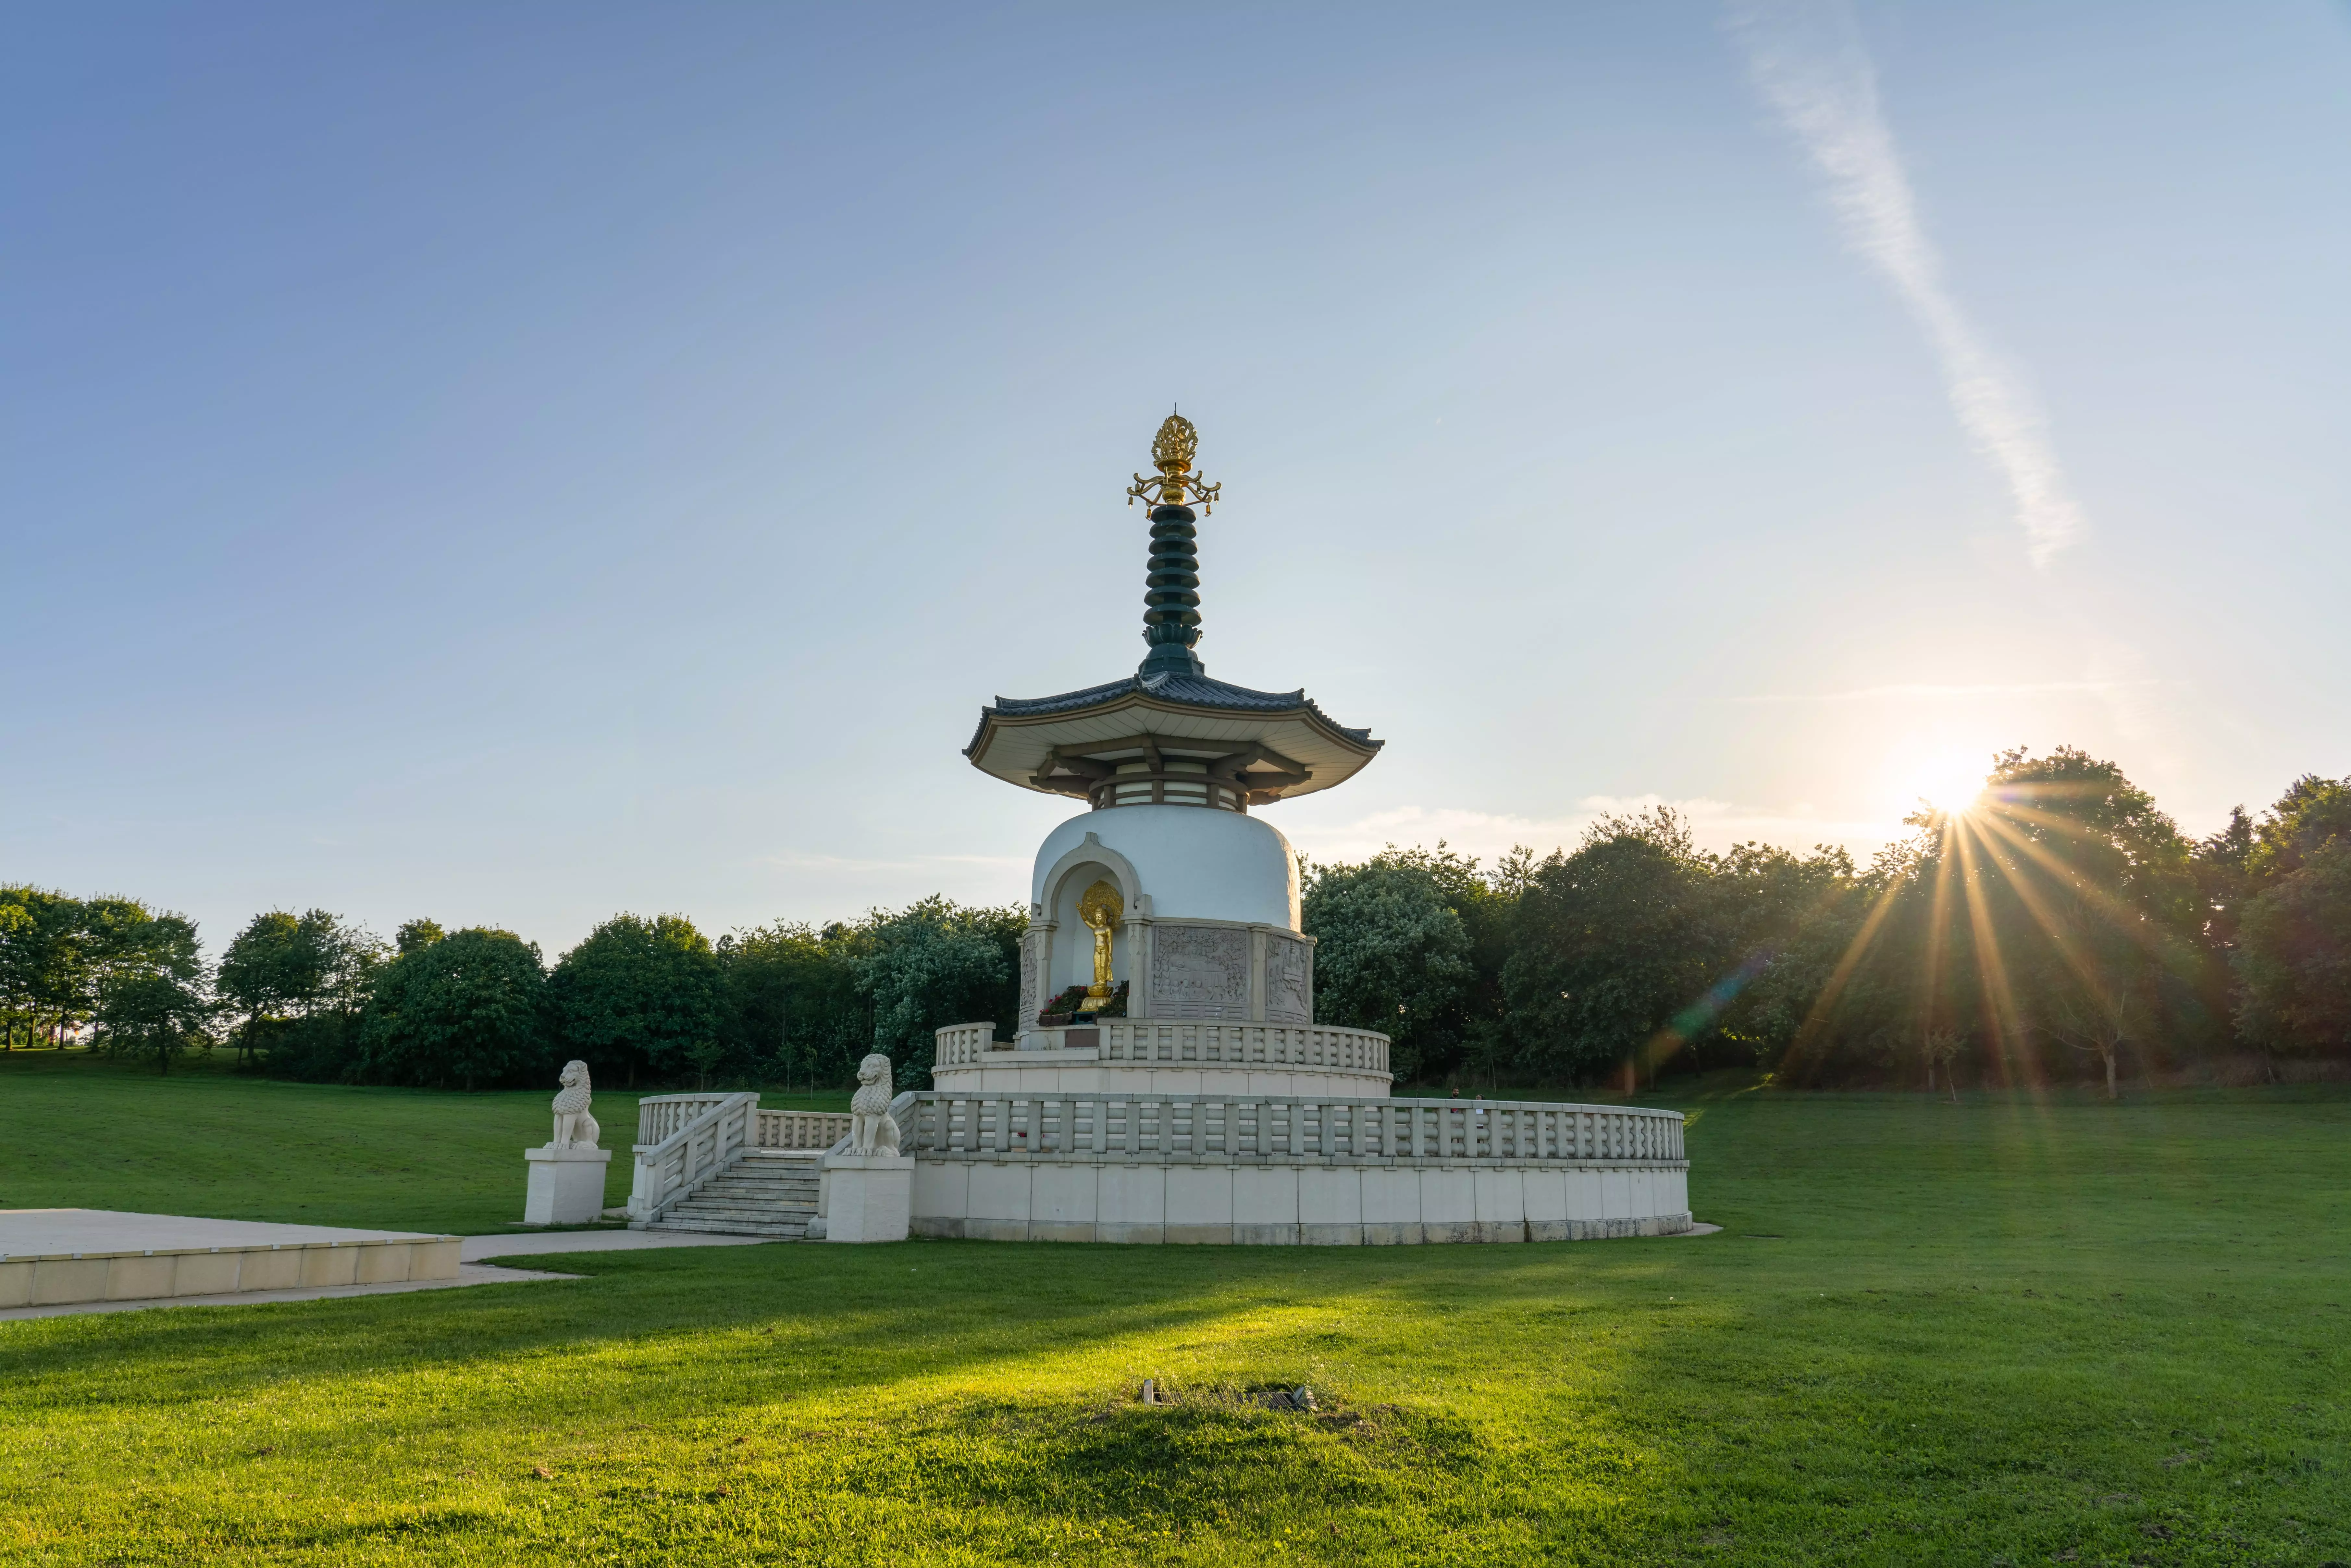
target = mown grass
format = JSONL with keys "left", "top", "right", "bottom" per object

{"left": 0, "top": 1050, "right": 849, "bottom": 1234}
{"left": 2, "top": 1063, "right": 2347, "bottom": 1564}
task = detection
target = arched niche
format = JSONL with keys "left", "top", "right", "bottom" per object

{"left": 1036, "top": 834, "right": 1145, "bottom": 998}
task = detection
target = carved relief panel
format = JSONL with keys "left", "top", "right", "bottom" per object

{"left": 1264, "top": 934, "right": 1312, "bottom": 1024}
{"left": 1151, "top": 923, "right": 1252, "bottom": 1019}
{"left": 1018, "top": 928, "right": 1043, "bottom": 1028}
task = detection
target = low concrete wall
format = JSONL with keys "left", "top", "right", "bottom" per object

{"left": 0, "top": 1236, "right": 462, "bottom": 1309}
{"left": 910, "top": 1158, "right": 1690, "bottom": 1245}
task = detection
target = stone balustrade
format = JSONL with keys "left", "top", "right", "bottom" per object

{"left": 933, "top": 1024, "right": 996, "bottom": 1068}
{"left": 756, "top": 1108, "right": 852, "bottom": 1150}
{"left": 931, "top": 1019, "right": 1392, "bottom": 1078}
{"left": 1098, "top": 1021, "right": 1389, "bottom": 1076}
{"left": 628, "top": 1092, "right": 757, "bottom": 1223}
{"left": 636, "top": 1093, "right": 734, "bottom": 1146}
{"left": 629, "top": 1082, "right": 1691, "bottom": 1245}
{"left": 905, "top": 1093, "right": 1683, "bottom": 1165}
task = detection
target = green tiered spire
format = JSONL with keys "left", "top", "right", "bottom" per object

{"left": 1126, "top": 413, "right": 1218, "bottom": 677}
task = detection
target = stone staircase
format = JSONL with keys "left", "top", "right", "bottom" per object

{"left": 642, "top": 1149, "right": 824, "bottom": 1239}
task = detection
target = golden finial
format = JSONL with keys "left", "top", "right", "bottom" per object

{"left": 1126, "top": 410, "right": 1221, "bottom": 514}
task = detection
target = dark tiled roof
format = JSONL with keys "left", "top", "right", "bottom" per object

{"left": 966, "top": 671, "right": 1379, "bottom": 756}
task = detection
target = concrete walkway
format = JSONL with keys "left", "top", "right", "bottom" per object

{"left": 0, "top": 1208, "right": 447, "bottom": 1253}
{"left": 0, "top": 1220, "right": 769, "bottom": 1323}
{"left": 462, "top": 1229, "right": 772, "bottom": 1262}
{"left": 0, "top": 1261, "right": 575, "bottom": 1322}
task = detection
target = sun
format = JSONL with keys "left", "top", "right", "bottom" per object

{"left": 1903, "top": 749, "right": 1990, "bottom": 816}
{"left": 1876, "top": 740, "right": 1992, "bottom": 820}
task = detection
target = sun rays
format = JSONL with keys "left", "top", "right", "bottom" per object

{"left": 1769, "top": 756, "right": 2188, "bottom": 1094}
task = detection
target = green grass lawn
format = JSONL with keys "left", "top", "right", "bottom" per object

{"left": 3, "top": 1058, "right": 2347, "bottom": 1565}
{"left": 0, "top": 1050, "right": 850, "bottom": 1234}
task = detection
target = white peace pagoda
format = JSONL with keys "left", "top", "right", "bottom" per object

{"left": 940, "top": 414, "right": 1387, "bottom": 1100}
{"left": 626, "top": 417, "right": 1693, "bottom": 1245}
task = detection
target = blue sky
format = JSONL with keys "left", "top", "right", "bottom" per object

{"left": 6, "top": 3, "right": 2347, "bottom": 956}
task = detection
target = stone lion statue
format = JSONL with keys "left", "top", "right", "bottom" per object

{"left": 849, "top": 1052, "right": 900, "bottom": 1156}
{"left": 549, "top": 1060, "right": 600, "bottom": 1149}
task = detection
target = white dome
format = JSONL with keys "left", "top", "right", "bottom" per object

{"left": 1030, "top": 806, "right": 1299, "bottom": 932}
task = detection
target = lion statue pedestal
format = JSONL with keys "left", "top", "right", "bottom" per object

{"left": 523, "top": 1060, "right": 613, "bottom": 1226}
{"left": 820, "top": 1052, "right": 912, "bottom": 1243}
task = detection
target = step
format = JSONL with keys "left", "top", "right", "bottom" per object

{"left": 695, "top": 1173, "right": 817, "bottom": 1186}
{"left": 690, "top": 1186, "right": 819, "bottom": 1204}
{"left": 670, "top": 1200, "right": 818, "bottom": 1220}
{"left": 648, "top": 1216, "right": 811, "bottom": 1238}
{"left": 671, "top": 1189, "right": 818, "bottom": 1208}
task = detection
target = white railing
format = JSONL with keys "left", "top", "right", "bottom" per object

{"left": 933, "top": 1024, "right": 996, "bottom": 1067}
{"left": 636, "top": 1093, "right": 734, "bottom": 1145}
{"left": 628, "top": 1092, "right": 758, "bottom": 1223}
{"left": 904, "top": 1094, "right": 1683, "bottom": 1166}
{"left": 934, "top": 1019, "right": 1392, "bottom": 1076}
{"left": 1101, "top": 1022, "right": 1389, "bottom": 1076}
{"left": 756, "top": 1109, "right": 852, "bottom": 1150}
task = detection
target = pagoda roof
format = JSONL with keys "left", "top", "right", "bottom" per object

{"left": 966, "top": 669, "right": 1382, "bottom": 805}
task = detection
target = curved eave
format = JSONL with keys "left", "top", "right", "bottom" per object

{"left": 966, "top": 687, "right": 1382, "bottom": 803}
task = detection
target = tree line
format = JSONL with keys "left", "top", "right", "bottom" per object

{"left": 0, "top": 890, "right": 1020, "bottom": 1088}
{"left": 1305, "top": 749, "right": 2351, "bottom": 1094}
{"left": 9, "top": 746, "right": 2347, "bottom": 1094}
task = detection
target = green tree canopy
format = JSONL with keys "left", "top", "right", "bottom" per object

{"left": 354, "top": 928, "right": 548, "bottom": 1090}
{"left": 715, "top": 920, "right": 871, "bottom": 1090}
{"left": 1500, "top": 809, "right": 1734, "bottom": 1086}
{"left": 218, "top": 908, "right": 385, "bottom": 1075}
{"left": 2235, "top": 838, "right": 2351, "bottom": 1058}
{"left": 83, "top": 905, "right": 209, "bottom": 1074}
{"left": 548, "top": 913, "right": 724, "bottom": 1088}
{"left": 396, "top": 918, "right": 445, "bottom": 956}
{"left": 1303, "top": 849, "right": 1478, "bottom": 1082}
{"left": 1974, "top": 747, "right": 2204, "bottom": 1092}
{"left": 853, "top": 897, "right": 1020, "bottom": 1083}
{"left": 2246, "top": 775, "right": 2351, "bottom": 887}
{"left": 93, "top": 968, "right": 215, "bottom": 1074}
{"left": 0, "top": 888, "right": 198, "bottom": 1049}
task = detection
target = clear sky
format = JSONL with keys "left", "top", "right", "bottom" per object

{"left": 6, "top": 3, "right": 2348, "bottom": 957}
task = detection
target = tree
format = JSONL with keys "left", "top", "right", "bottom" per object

{"left": 853, "top": 897, "right": 1021, "bottom": 1084}
{"left": 1920, "top": 1027, "right": 1963, "bottom": 1102}
{"left": 2234, "top": 838, "right": 2351, "bottom": 1061}
{"left": 85, "top": 908, "right": 210, "bottom": 1073}
{"left": 547, "top": 914, "right": 724, "bottom": 1088}
{"left": 1708, "top": 840, "right": 1865, "bottom": 1071}
{"left": 0, "top": 888, "right": 92, "bottom": 1047}
{"left": 716, "top": 920, "right": 870, "bottom": 1090}
{"left": 1499, "top": 809, "right": 1732, "bottom": 1087}
{"left": 92, "top": 968, "right": 215, "bottom": 1073}
{"left": 354, "top": 928, "right": 548, "bottom": 1090}
{"left": 2245, "top": 775, "right": 2351, "bottom": 889}
{"left": 1303, "top": 851, "right": 1478, "bottom": 1083}
{"left": 0, "top": 899, "right": 35, "bottom": 1050}
{"left": 217, "top": 911, "right": 322, "bottom": 1066}
{"left": 221, "top": 909, "right": 387, "bottom": 1078}
{"left": 396, "top": 919, "right": 445, "bottom": 956}
{"left": 1970, "top": 748, "right": 2204, "bottom": 1090}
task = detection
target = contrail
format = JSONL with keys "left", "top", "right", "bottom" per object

{"left": 1730, "top": 0, "right": 2085, "bottom": 566}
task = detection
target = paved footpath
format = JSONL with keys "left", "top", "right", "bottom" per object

{"left": 1, "top": 1227, "right": 769, "bottom": 1323}
{"left": 462, "top": 1229, "right": 769, "bottom": 1262}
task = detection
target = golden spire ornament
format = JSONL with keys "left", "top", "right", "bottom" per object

{"left": 1125, "top": 411, "right": 1221, "bottom": 514}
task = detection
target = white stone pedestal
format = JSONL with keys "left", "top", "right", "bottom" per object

{"left": 523, "top": 1146, "right": 612, "bottom": 1226}
{"left": 822, "top": 1153, "right": 913, "bottom": 1243}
